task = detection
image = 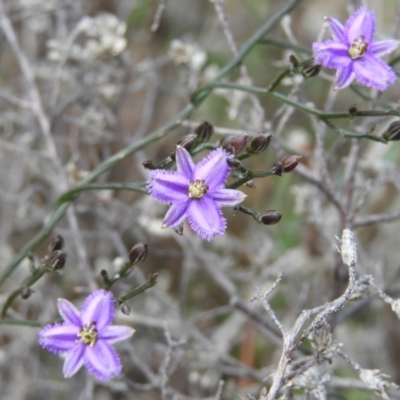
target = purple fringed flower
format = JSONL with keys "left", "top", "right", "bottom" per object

{"left": 39, "top": 289, "right": 135, "bottom": 381}
{"left": 147, "top": 146, "right": 246, "bottom": 241}
{"left": 312, "top": 7, "right": 399, "bottom": 90}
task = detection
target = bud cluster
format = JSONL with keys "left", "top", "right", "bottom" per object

{"left": 42, "top": 234, "right": 67, "bottom": 271}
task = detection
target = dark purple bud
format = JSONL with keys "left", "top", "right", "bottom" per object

{"left": 171, "top": 134, "right": 197, "bottom": 160}
{"left": 46, "top": 250, "right": 67, "bottom": 270}
{"left": 100, "top": 269, "right": 109, "bottom": 280}
{"left": 382, "top": 121, "right": 400, "bottom": 142}
{"left": 247, "top": 133, "right": 272, "bottom": 154}
{"left": 173, "top": 224, "right": 184, "bottom": 236}
{"left": 222, "top": 134, "right": 247, "bottom": 155}
{"left": 21, "top": 287, "right": 33, "bottom": 299}
{"left": 348, "top": 105, "right": 358, "bottom": 117}
{"left": 289, "top": 54, "right": 299, "bottom": 68}
{"left": 271, "top": 162, "right": 283, "bottom": 176}
{"left": 226, "top": 157, "right": 242, "bottom": 169}
{"left": 301, "top": 60, "right": 321, "bottom": 78}
{"left": 120, "top": 303, "right": 131, "bottom": 316}
{"left": 195, "top": 121, "right": 214, "bottom": 142}
{"left": 142, "top": 159, "right": 156, "bottom": 170}
{"left": 281, "top": 155, "right": 302, "bottom": 173}
{"left": 129, "top": 243, "right": 148, "bottom": 265}
{"left": 261, "top": 210, "right": 282, "bottom": 225}
{"left": 48, "top": 234, "right": 64, "bottom": 253}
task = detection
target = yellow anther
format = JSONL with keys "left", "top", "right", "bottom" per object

{"left": 348, "top": 36, "right": 368, "bottom": 59}
{"left": 188, "top": 179, "right": 209, "bottom": 199}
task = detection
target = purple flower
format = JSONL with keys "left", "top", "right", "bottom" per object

{"left": 147, "top": 146, "right": 246, "bottom": 241}
{"left": 312, "top": 7, "right": 399, "bottom": 90}
{"left": 39, "top": 289, "right": 134, "bottom": 381}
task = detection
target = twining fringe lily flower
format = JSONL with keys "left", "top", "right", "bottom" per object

{"left": 39, "top": 289, "right": 134, "bottom": 381}
{"left": 312, "top": 7, "right": 399, "bottom": 90}
{"left": 147, "top": 146, "right": 246, "bottom": 241}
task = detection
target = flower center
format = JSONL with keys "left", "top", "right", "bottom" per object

{"left": 348, "top": 36, "right": 368, "bottom": 59}
{"left": 188, "top": 179, "right": 209, "bottom": 199}
{"left": 78, "top": 322, "right": 98, "bottom": 347}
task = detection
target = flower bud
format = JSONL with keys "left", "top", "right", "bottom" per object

{"left": 173, "top": 224, "right": 184, "bottom": 236}
{"left": 46, "top": 250, "right": 67, "bottom": 270}
{"left": 170, "top": 134, "right": 197, "bottom": 160}
{"left": 301, "top": 60, "right": 321, "bottom": 78}
{"left": 142, "top": 159, "right": 155, "bottom": 170}
{"left": 271, "top": 162, "right": 283, "bottom": 176}
{"left": 245, "top": 180, "right": 256, "bottom": 189}
{"left": 149, "top": 272, "right": 159, "bottom": 284}
{"left": 222, "top": 134, "right": 247, "bottom": 155}
{"left": 100, "top": 269, "right": 109, "bottom": 280}
{"left": 226, "top": 157, "right": 242, "bottom": 170}
{"left": 128, "top": 243, "right": 148, "bottom": 265}
{"left": 48, "top": 234, "right": 64, "bottom": 253}
{"left": 348, "top": 105, "right": 358, "bottom": 117}
{"left": 281, "top": 155, "right": 302, "bottom": 173}
{"left": 21, "top": 287, "right": 33, "bottom": 299}
{"left": 289, "top": 54, "right": 299, "bottom": 68}
{"left": 195, "top": 121, "right": 213, "bottom": 142}
{"left": 120, "top": 303, "right": 131, "bottom": 316}
{"left": 382, "top": 121, "right": 400, "bottom": 142}
{"left": 261, "top": 210, "right": 282, "bottom": 225}
{"left": 247, "top": 133, "right": 272, "bottom": 154}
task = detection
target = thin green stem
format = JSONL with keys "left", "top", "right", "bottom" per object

{"left": 0, "top": 319, "right": 46, "bottom": 327}
{"left": 204, "top": 82, "right": 400, "bottom": 119}
{"left": 2, "top": 266, "right": 49, "bottom": 317}
{"left": 118, "top": 273, "right": 158, "bottom": 304}
{"left": 258, "top": 37, "right": 312, "bottom": 54}
{"left": 228, "top": 168, "right": 276, "bottom": 189}
{"left": 237, "top": 205, "right": 262, "bottom": 223}
{"left": 191, "top": 0, "right": 304, "bottom": 104}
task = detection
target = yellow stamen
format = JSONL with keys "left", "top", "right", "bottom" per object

{"left": 188, "top": 179, "right": 209, "bottom": 199}
{"left": 348, "top": 35, "right": 368, "bottom": 59}
{"left": 78, "top": 322, "right": 98, "bottom": 347}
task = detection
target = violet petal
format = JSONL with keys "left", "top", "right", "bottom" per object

{"left": 353, "top": 54, "right": 396, "bottom": 90}
{"left": 63, "top": 343, "right": 85, "bottom": 378}
{"left": 195, "top": 148, "right": 232, "bottom": 190}
{"left": 187, "top": 197, "right": 226, "bottom": 241}
{"left": 100, "top": 325, "right": 135, "bottom": 344}
{"left": 345, "top": 7, "right": 375, "bottom": 44}
{"left": 175, "top": 146, "right": 195, "bottom": 179}
{"left": 370, "top": 39, "right": 400, "bottom": 57}
{"left": 84, "top": 340, "right": 122, "bottom": 381}
{"left": 211, "top": 188, "right": 246, "bottom": 207}
{"left": 39, "top": 323, "right": 79, "bottom": 354}
{"left": 58, "top": 298, "right": 82, "bottom": 327}
{"left": 81, "top": 289, "right": 114, "bottom": 331}
{"left": 335, "top": 66, "right": 355, "bottom": 89}
{"left": 324, "top": 16, "right": 346, "bottom": 43}
{"left": 147, "top": 170, "right": 189, "bottom": 204}
{"left": 313, "top": 40, "right": 351, "bottom": 68}
{"left": 163, "top": 201, "right": 189, "bottom": 227}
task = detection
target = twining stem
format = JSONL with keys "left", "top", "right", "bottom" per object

{"left": 118, "top": 273, "right": 158, "bottom": 304}
{"left": 0, "top": 319, "right": 46, "bottom": 327}
{"left": 228, "top": 168, "right": 276, "bottom": 189}
{"left": 0, "top": 0, "right": 303, "bottom": 289}
{"left": 201, "top": 82, "right": 400, "bottom": 120}
{"left": 1, "top": 266, "right": 50, "bottom": 317}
